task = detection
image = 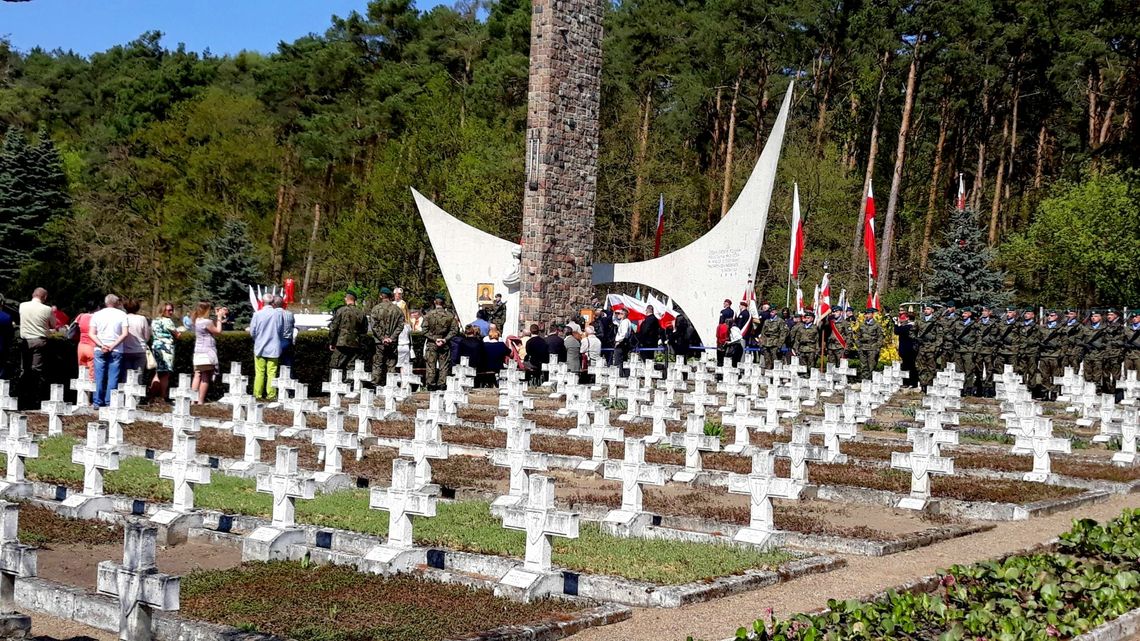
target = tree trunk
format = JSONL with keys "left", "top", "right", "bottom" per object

{"left": 1033, "top": 124, "right": 1048, "bottom": 190}
{"left": 1005, "top": 79, "right": 1020, "bottom": 204}
{"left": 707, "top": 87, "right": 724, "bottom": 227}
{"left": 300, "top": 203, "right": 322, "bottom": 306}
{"left": 971, "top": 78, "right": 991, "bottom": 211}
{"left": 814, "top": 58, "right": 835, "bottom": 154}
{"left": 844, "top": 91, "right": 859, "bottom": 171}
{"left": 269, "top": 152, "right": 296, "bottom": 281}
{"left": 753, "top": 65, "right": 770, "bottom": 150}
{"left": 721, "top": 70, "right": 743, "bottom": 218}
{"left": 1088, "top": 70, "right": 1099, "bottom": 148}
{"left": 920, "top": 98, "right": 950, "bottom": 272}
{"left": 988, "top": 114, "right": 1010, "bottom": 245}
{"left": 630, "top": 90, "right": 653, "bottom": 246}
{"left": 876, "top": 40, "right": 920, "bottom": 297}
{"left": 851, "top": 52, "right": 890, "bottom": 274}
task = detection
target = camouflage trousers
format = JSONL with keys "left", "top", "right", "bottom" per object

{"left": 1084, "top": 356, "right": 1122, "bottom": 395}
{"left": 1124, "top": 353, "right": 1140, "bottom": 377}
{"left": 797, "top": 351, "right": 819, "bottom": 374}
{"left": 762, "top": 347, "right": 781, "bottom": 369}
{"left": 1038, "top": 356, "right": 1063, "bottom": 396}
{"left": 826, "top": 349, "right": 845, "bottom": 368}
{"left": 371, "top": 341, "right": 398, "bottom": 387}
{"left": 424, "top": 341, "right": 451, "bottom": 388}
{"left": 858, "top": 349, "right": 880, "bottom": 380}
{"left": 916, "top": 348, "right": 939, "bottom": 388}
{"left": 330, "top": 347, "right": 360, "bottom": 374}
{"left": 954, "top": 352, "right": 978, "bottom": 391}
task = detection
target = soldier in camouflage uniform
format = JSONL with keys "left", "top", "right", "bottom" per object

{"left": 1062, "top": 309, "right": 1086, "bottom": 373}
{"left": 855, "top": 307, "right": 883, "bottom": 381}
{"left": 789, "top": 310, "right": 822, "bottom": 373}
{"left": 913, "top": 303, "right": 943, "bottom": 390}
{"left": 1083, "top": 310, "right": 1110, "bottom": 393}
{"left": 758, "top": 310, "right": 788, "bottom": 369}
{"left": 327, "top": 292, "right": 368, "bottom": 374}
{"left": 975, "top": 306, "right": 1000, "bottom": 397}
{"left": 1038, "top": 310, "right": 1067, "bottom": 400}
{"left": 952, "top": 307, "right": 980, "bottom": 395}
{"left": 1125, "top": 309, "right": 1140, "bottom": 376}
{"left": 1016, "top": 309, "right": 1042, "bottom": 389}
{"left": 489, "top": 294, "right": 508, "bottom": 330}
{"left": 825, "top": 309, "right": 850, "bottom": 367}
{"left": 994, "top": 307, "right": 1021, "bottom": 381}
{"left": 937, "top": 302, "right": 959, "bottom": 370}
{"left": 1103, "top": 309, "right": 1125, "bottom": 394}
{"left": 369, "top": 288, "right": 405, "bottom": 387}
{"left": 422, "top": 294, "right": 459, "bottom": 389}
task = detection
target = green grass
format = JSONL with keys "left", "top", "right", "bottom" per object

{"left": 4, "top": 437, "right": 792, "bottom": 584}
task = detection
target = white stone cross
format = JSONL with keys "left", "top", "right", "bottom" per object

{"left": 417, "top": 392, "right": 457, "bottom": 426}
{"left": 158, "top": 432, "right": 211, "bottom": 513}
{"left": 320, "top": 369, "right": 351, "bottom": 411}
{"left": 219, "top": 362, "right": 249, "bottom": 405}
{"left": 560, "top": 387, "right": 595, "bottom": 429}
{"left": 99, "top": 391, "right": 135, "bottom": 445}
{"left": 311, "top": 409, "right": 361, "bottom": 479}
{"left": 369, "top": 459, "right": 437, "bottom": 550}
{"left": 891, "top": 430, "right": 954, "bottom": 510}
{"left": 641, "top": 390, "right": 679, "bottom": 444}
{"left": 119, "top": 370, "right": 148, "bottom": 411}
{"left": 491, "top": 422, "right": 549, "bottom": 508}
{"left": 231, "top": 403, "right": 276, "bottom": 469}
{"left": 668, "top": 414, "right": 721, "bottom": 482}
{"left": 71, "top": 422, "right": 120, "bottom": 497}
{"left": 1013, "top": 417, "right": 1071, "bottom": 482}
{"left": 399, "top": 418, "right": 450, "bottom": 488}
{"left": 617, "top": 380, "right": 650, "bottom": 422}
{"left": 905, "top": 423, "right": 959, "bottom": 456}
{"left": 807, "top": 403, "right": 857, "bottom": 463}
{"left": 501, "top": 475, "right": 579, "bottom": 573}
{"left": 727, "top": 449, "right": 804, "bottom": 546}
{"left": 96, "top": 523, "right": 180, "bottom": 641}
{"left": 723, "top": 397, "right": 769, "bottom": 454}
{"left": 70, "top": 368, "right": 96, "bottom": 408}
{"left": 398, "top": 366, "right": 422, "bottom": 396}
{"left": 272, "top": 366, "right": 297, "bottom": 402}
{"left": 1092, "top": 394, "right": 1124, "bottom": 443}
{"left": 568, "top": 408, "right": 622, "bottom": 471}
{"left": 773, "top": 424, "right": 826, "bottom": 484}
{"left": 282, "top": 383, "right": 318, "bottom": 429}
{"left": 255, "top": 446, "right": 316, "bottom": 528}
{"left": 602, "top": 438, "right": 664, "bottom": 519}
{"left": 1119, "top": 371, "right": 1140, "bottom": 406}
{"left": 169, "top": 374, "right": 196, "bottom": 405}
{"left": 40, "top": 384, "right": 74, "bottom": 436}
{"left": 1112, "top": 407, "right": 1139, "bottom": 464}
{"left": 347, "top": 388, "right": 385, "bottom": 439}
{"left": 1, "top": 415, "right": 38, "bottom": 489}
{"left": 0, "top": 501, "right": 36, "bottom": 629}
{"left": 347, "top": 359, "right": 370, "bottom": 398}
{"left": 161, "top": 397, "right": 201, "bottom": 436}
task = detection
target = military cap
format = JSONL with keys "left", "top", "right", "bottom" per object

{"left": 1065, "top": 308, "right": 1079, "bottom": 314}
{"left": 1105, "top": 308, "right": 1120, "bottom": 316}
{"left": 922, "top": 302, "right": 936, "bottom": 309}
{"left": 433, "top": 293, "right": 446, "bottom": 302}
{"left": 1046, "top": 309, "right": 1059, "bottom": 315}
{"left": 865, "top": 307, "right": 877, "bottom": 313}
{"left": 803, "top": 309, "right": 816, "bottom": 317}
{"left": 379, "top": 287, "right": 393, "bottom": 295}
{"left": 1004, "top": 306, "right": 1018, "bottom": 312}
{"left": 944, "top": 300, "right": 957, "bottom": 308}
{"left": 960, "top": 306, "right": 974, "bottom": 313}
{"left": 1129, "top": 308, "right": 1140, "bottom": 317}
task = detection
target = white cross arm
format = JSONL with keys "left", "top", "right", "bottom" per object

{"left": 97, "top": 562, "right": 180, "bottom": 610}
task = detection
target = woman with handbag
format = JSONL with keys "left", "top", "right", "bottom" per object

{"left": 73, "top": 301, "right": 100, "bottom": 380}
{"left": 191, "top": 302, "right": 226, "bottom": 404}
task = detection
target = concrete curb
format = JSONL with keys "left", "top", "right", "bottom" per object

{"left": 443, "top": 602, "right": 632, "bottom": 641}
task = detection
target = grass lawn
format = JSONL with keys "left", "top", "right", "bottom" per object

{"left": 182, "top": 561, "right": 584, "bottom": 641}
{"left": 4, "top": 436, "right": 793, "bottom": 584}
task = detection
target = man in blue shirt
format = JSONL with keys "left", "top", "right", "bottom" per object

{"left": 249, "top": 294, "right": 285, "bottom": 401}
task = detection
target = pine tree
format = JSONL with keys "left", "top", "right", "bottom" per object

{"left": 0, "top": 128, "right": 71, "bottom": 286}
{"left": 924, "top": 207, "right": 1010, "bottom": 308}
{"left": 195, "top": 220, "right": 264, "bottom": 324}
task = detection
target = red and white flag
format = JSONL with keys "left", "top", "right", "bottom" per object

{"left": 605, "top": 293, "right": 648, "bottom": 322}
{"left": 653, "top": 194, "right": 665, "bottom": 258}
{"left": 795, "top": 287, "right": 805, "bottom": 315}
{"left": 647, "top": 293, "right": 676, "bottom": 329}
{"left": 817, "top": 273, "right": 831, "bottom": 318}
{"left": 863, "top": 181, "right": 878, "bottom": 279}
{"left": 866, "top": 289, "right": 880, "bottom": 311}
{"left": 956, "top": 173, "right": 966, "bottom": 211}
{"left": 788, "top": 182, "right": 805, "bottom": 280}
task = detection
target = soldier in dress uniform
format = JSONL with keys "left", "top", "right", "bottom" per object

{"left": 1125, "top": 309, "right": 1140, "bottom": 377}
{"left": 327, "top": 292, "right": 368, "bottom": 374}
{"left": 952, "top": 306, "right": 980, "bottom": 395}
{"left": 1038, "top": 309, "right": 1068, "bottom": 400}
{"left": 937, "top": 301, "right": 959, "bottom": 370}
{"left": 1103, "top": 308, "right": 1125, "bottom": 395}
{"left": 995, "top": 306, "right": 1021, "bottom": 381}
{"left": 422, "top": 294, "right": 460, "bottom": 390}
{"left": 1017, "top": 308, "right": 1042, "bottom": 389}
{"left": 1084, "top": 310, "right": 1110, "bottom": 393}
{"left": 914, "top": 303, "right": 943, "bottom": 390}
{"left": 369, "top": 287, "right": 405, "bottom": 387}
{"left": 758, "top": 308, "right": 788, "bottom": 369}
{"left": 1062, "top": 308, "right": 1086, "bottom": 373}
{"left": 975, "top": 305, "right": 1000, "bottom": 397}
{"left": 790, "top": 309, "right": 821, "bottom": 372}
{"left": 855, "top": 307, "right": 883, "bottom": 381}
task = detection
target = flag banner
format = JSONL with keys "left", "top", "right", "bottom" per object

{"left": 818, "top": 273, "right": 832, "bottom": 318}
{"left": 863, "top": 181, "right": 878, "bottom": 279}
{"left": 795, "top": 287, "right": 805, "bottom": 315}
{"left": 829, "top": 318, "right": 847, "bottom": 348}
{"left": 647, "top": 293, "right": 676, "bottom": 329}
{"left": 956, "top": 173, "right": 966, "bottom": 211}
{"left": 788, "top": 182, "right": 805, "bottom": 279}
{"left": 653, "top": 194, "right": 665, "bottom": 258}
{"left": 606, "top": 293, "right": 648, "bottom": 322}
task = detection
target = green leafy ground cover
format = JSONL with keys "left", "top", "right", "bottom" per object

{"left": 2, "top": 437, "right": 791, "bottom": 584}
{"left": 729, "top": 508, "right": 1140, "bottom": 640}
{"left": 181, "top": 561, "right": 582, "bottom": 641}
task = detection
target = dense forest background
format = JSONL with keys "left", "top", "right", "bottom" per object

{"left": 1, "top": 0, "right": 1139, "bottom": 315}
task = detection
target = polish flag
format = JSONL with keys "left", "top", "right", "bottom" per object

{"left": 653, "top": 194, "right": 665, "bottom": 258}
{"left": 817, "top": 273, "right": 831, "bottom": 318}
{"left": 863, "top": 181, "right": 878, "bottom": 279}
{"left": 788, "top": 183, "right": 805, "bottom": 279}
{"left": 795, "top": 287, "right": 805, "bottom": 315}
{"left": 956, "top": 173, "right": 966, "bottom": 211}
{"left": 647, "top": 293, "right": 676, "bottom": 329}
{"left": 606, "top": 293, "right": 648, "bottom": 322}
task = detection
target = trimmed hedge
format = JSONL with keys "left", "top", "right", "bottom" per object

{"left": 9, "top": 331, "right": 426, "bottom": 401}
{"left": 729, "top": 508, "right": 1140, "bottom": 641}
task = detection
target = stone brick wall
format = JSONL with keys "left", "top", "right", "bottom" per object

{"left": 518, "top": 0, "right": 604, "bottom": 330}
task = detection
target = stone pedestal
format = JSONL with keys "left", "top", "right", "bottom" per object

{"left": 495, "top": 567, "right": 564, "bottom": 603}
{"left": 57, "top": 495, "right": 114, "bottom": 520}
{"left": 150, "top": 510, "right": 203, "bottom": 547}
{"left": 600, "top": 510, "right": 654, "bottom": 538}
{"left": 242, "top": 526, "right": 307, "bottom": 562}
{"left": 359, "top": 545, "right": 427, "bottom": 576}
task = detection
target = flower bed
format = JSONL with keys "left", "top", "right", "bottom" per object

{"left": 733, "top": 508, "right": 1140, "bottom": 640}
{"left": 14, "top": 501, "right": 123, "bottom": 547}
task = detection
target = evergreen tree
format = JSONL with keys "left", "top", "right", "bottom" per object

{"left": 0, "top": 128, "right": 70, "bottom": 285}
{"left": 925, "top": 207, "right": 1010, "bottom": 308}
{"left": 195, "top": 220, "right": 263, "bottom": 324}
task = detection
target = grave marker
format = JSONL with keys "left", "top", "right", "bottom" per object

{"left": 0, "top": 415, "right": 37, "bottom": 497}
{"left": 891, "top": 430, "right": 954, "bottom": 510}
{"left": 727, "top": 449, "right": 803, "bottom": 546}
{"left": 601, "top": 438, "right": 665, "bottom": 534}
{"left": 40, "top": 384, "right": 74, "bottom": 435}
{"left": 0, "top": 501, "right": 36, "bottom": 636}
{"left": 498, "top": 475, "right": 579, "bottom": 600}
{"left": 668, "top": 414, "right": 720, "bottom": 483}
{"left": 97, "top": 523, "right": 180, "bottom": 641}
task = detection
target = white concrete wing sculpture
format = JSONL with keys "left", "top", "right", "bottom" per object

{"left": 413, "top": 83, "right": 795, "bottom": 347}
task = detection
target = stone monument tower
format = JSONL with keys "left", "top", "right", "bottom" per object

{"left": 518, "top": 0, "right": 604, "bottom": 328}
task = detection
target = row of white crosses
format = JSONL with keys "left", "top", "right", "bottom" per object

{"left": 0, "top": 414, "right": 38, "bottom": 496}
{"left": 40, "top": 383, "right": 74, "bottom": 435}
{"left": 1119, "top": 371, "right": 1140, "bottom": 407}
{"left": 310, "top": 408, "right": 361, "bottom": 483}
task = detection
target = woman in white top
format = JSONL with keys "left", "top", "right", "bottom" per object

{"left": 396, "top": 319, "right": 413, "bottom": 370}
{"left": 121, "top": 299, "right": 152, "bottom": 376}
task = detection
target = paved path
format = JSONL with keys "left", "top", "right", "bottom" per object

{"left": 572, "top": 494, "right": 1140, "bottom": 641}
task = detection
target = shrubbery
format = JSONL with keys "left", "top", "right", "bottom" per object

{"left": 732, "top": 508, "right": 1140, "bottom": 640}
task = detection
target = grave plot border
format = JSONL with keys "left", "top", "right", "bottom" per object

{"left": 813, "top": 481, "right": 1111, "bottom": 521}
